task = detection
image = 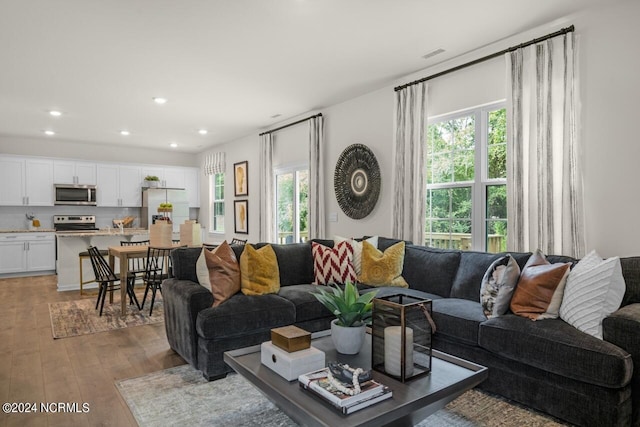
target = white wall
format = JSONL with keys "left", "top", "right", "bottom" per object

{"left": 200, "top": 0, "right": 640, "bottom": 257}
{"left": 575, "top": 0, "right": 640, "bottom": 257}
{"left": 198, "top": 132, "right": 261, "bottom": 244}
{"left": 0, "top": 134, "right": 197, "bottom": 167}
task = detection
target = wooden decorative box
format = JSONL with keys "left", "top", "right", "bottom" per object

{"left": 271, "top": 325, "right": 311, "bottom": 353}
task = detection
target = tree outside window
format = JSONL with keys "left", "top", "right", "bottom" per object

{"left": 210, "top": 173, "right": 225, "bottom": 233}
{"left": 276, "top": 167, "right": 308, "bottom": 244}
{"left": 426, "top": 104, "right": 507, "bottom": 252}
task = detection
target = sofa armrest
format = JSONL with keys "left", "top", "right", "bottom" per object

{"left": 603, "top": 303, "right": 640, "bottom": 424}
{"left": 162, "top": 278, "right": 214, "bottom": 366}
{"left": 604, "top": 303, "right": 640, "bottom": 356}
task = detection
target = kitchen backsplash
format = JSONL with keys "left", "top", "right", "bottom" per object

{"left": 0, "top": 206, "right": 200, "bottom": 230}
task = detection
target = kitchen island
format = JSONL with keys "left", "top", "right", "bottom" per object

{"left": 56, "top": 229, "right": 150, "bottom": 292}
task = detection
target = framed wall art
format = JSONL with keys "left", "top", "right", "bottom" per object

{"left": 234, "top": 161, "right": 248, "bottom": 196}
{"left": 234, "top": 200, "right": 249, "bottom": 234}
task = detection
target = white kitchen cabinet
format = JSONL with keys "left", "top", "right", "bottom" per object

{"left": 96, "top": 163, "right": 141, "bottom": 207}
{"left": 0, "top": 233, "right": 55, "bottom": 274}
{"left": 163, "top": 167, "right": 186, "bottom": 189}
{"left": 54, "top": 160, "right": 97, "bottom": 185}
{"left": 119, "top": 165, "right": 142, "bottom": 206}
{"left": 0, "top": 156, "right": 54, "bottom": 206}
{"left": 185, "top": 167, "right": 200, "bottom": 207}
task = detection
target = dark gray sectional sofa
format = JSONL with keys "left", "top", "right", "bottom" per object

{"left": 162, "top": 237, "right": 640, "bottom": 427}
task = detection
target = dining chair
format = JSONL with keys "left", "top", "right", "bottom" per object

{"left": 87, "top": 246, "right": 139, "bottom": 316}
{"left": 120, "top": 240, "right": 149, "bottom": 309}
{"left": 141, "top": 247, "right": 172, "bottom": 315}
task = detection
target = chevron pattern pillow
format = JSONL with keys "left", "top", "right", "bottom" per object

{"left": 312, "top": 241, "right": 357, "bottom": 285}
{"left": 559, "top": 250, "right": 626, "bottom": 339}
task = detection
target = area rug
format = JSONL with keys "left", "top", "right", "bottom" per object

{"left": 49, "top": 297, "right": 164, "bottom": 339}
{"left": 116, "top": 364, "right": 568, "bottom": 427}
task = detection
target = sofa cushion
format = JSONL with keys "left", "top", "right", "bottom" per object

{"left": 278, "top": 284, "right": 333, "bottom": 323}
{"left": 335, "top": 235, "right": 378, "bottom": 276}
{"left": 620, "top": 256, "right": 640, "bottom": 306}
{"left": 170, "top": 247, "right": 202, "bottom": 283}
{"left": 369, "top": 236, "right": 413, "bottom": 251}
{"left": 196, "top": 294, "right": 295, "bottom": 339}
{"left": 510, "top": 250, "right": 571, "bottom": 320}
{"left": 402, "top": 246, "right": 460, "bottom": 297}
{"left": 478, "top": 315, "right": 633, "bottom": 389}
{"left": 310, "top": 238, "right": 334, "bottom": 248}
{"left": 451, "top": 251, "right": 532, "bottom": 302}
{"left": 450, "top": 251, "right": 505, "bottom": 302}
{"left": 240, "top": 244, "right": 280, "bottom": 295}
{"left": 270, "top": 242, "right": 315, "bottom": 286}
{"left": 480, "top": 255, "right": 521, "bottom": 318}
{"left": 312, "top": 241, "right": 357, "bottom": 285}
{"left": 359, "top": 241, "right": 408, "bottom": 288}
{"left": 431, "top": 298, "right": 487, "bottom": 346}
{"left": 203, "top": 241, "right": 241, "bottom": 307}
{"left": 560, "top": 250, "right": 626, "bottom": 339}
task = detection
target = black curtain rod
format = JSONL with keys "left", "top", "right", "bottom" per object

{"left": 259, "top": 113, "right": 323, "bottom": 136}
{"left": 394, "top": 25, "right": 575, "bottom": 92}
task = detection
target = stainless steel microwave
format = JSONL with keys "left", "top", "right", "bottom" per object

{"left": 54, "top": 184, "right": 97, "bottom": 206}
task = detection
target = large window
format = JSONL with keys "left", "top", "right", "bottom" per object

{"left": 275, "top": 165, "right": 309, "bottom": 244}
{"left": 210, "top": 173, "right": 225, "bottom": 233}
{"left": 426, "top": 103, "right": 507, "bottom": 253}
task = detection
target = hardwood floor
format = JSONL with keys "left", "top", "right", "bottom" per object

{"left": 0, "top": 275, "right": 185, "bottom": 427}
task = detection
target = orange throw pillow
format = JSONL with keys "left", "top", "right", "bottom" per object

{"left": 510, "top": 250, "right": 570, "bottom": 320}
{"left": 204, "top": 241, "right": 241, "bottom": 307}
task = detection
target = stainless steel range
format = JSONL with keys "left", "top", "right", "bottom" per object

{"left": 53, "top": 215, "right": 100, "bottom": 232}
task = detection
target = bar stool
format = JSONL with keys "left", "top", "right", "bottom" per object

{"left": 79, "top": 249, "right": 108, "bottom": 295}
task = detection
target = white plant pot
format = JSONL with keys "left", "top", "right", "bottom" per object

{"left": 330, "top": 319, "right": 366, "bottom": 355}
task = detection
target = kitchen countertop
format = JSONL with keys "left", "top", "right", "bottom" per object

{"left": 55, "top": 228, "right": 149, "bottom": 237}
{"left": 0, "top": 229, "right": 56, "bottom": 233}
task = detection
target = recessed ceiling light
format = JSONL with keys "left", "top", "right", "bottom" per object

{"left": 120, "top": 130, "right": 130, "bottom": 136}
{"left": 198, "top": 129, "right": 208, "bottom": 135}
{"left": 153, "top": 97, "right": 167, "bottom": 105}
{"left": 44, "top": 130, "right": 55, "bottom": 136}
{"left": 169, "top": 142, "right": 178, "bottom": 148}
{"left": 49, "top": 110, "right": 62, "bottom": 117}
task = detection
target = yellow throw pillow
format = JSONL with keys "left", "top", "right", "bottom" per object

{"left": 240, "top": 244, "right": 280, "bottom": 295}
{"left": 359, "top": 241, "right": 408, "bottom": 288}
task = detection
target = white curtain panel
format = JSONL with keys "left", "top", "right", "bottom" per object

{"left": 392, "top": 82, "right": 428, "bottom": 245}
{"left": 308, "top": 115, "right": 325, "bottom": 240}
{"left": 506, "top": 32, "right": 585, "bottom": 258}
{"left": 259, "top": 133, "right": 275, "bottom": 242}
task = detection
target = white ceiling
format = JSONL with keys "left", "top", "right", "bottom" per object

{"left": 0, "top": 0, "right": 615, "bottom": 154}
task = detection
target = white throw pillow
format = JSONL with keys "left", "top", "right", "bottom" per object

{"left": 196, "top": 248, "right": 211, "bottom": 291}
{"left": 559, "top": 250, "right": 626, "bottom": 339}
{"left": 334, "top": 235, "right": 378, "bottom": 276}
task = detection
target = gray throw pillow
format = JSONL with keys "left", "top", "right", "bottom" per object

{"left": 480, "top": 255, "right": 521, "bottom": 318}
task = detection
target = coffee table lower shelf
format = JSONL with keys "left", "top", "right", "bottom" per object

{"left": 224, "top": 331, "right": 487, "bottom": 427}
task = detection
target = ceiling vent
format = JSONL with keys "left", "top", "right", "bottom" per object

{"left": 422, "top": 48, "right": 445, "bottom": 60}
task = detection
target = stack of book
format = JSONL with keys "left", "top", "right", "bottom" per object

{"left": 298, "top": 367, "right": 392, "bottom": 415}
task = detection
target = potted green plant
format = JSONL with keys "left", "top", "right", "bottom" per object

{"left": 144, "top": 175, "right": 160, "bottom": 188}
{"left": 311, "top": 282, "right": 378, "bottom": 354}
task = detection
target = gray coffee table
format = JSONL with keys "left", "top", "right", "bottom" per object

{"left": 224, "top": 330, "right": 488, "bottom": 427}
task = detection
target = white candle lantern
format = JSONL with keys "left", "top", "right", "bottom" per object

{"left": 372, "top": 294, "right": 433, "bottom": 382}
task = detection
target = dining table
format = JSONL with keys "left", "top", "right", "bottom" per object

{"left": 108, "top": 243, "right": 182, "bottom": 316}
